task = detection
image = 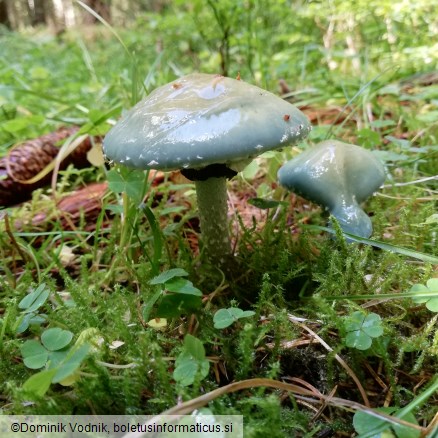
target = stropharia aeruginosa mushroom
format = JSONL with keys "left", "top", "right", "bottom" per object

{"left": 277, "top": 140, "right": 386, "bottom": 238}
{"left": 104, "top": 73, "right": 311, "bottom": 265}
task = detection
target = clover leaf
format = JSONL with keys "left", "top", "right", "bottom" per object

{"left": 344, "top": 311, "right": 383, "bottom": 350}
{"left": 41, "top": 328, "right": 74, "bottom": 351}
{"left": 173, "top": 334, "right": 209, "bottom": 386}
{"left": 18, "top": 283, "right": 50, "bottom": 314}
{"left": 15, "top": 283, "right": 50, "bottom": 334}
{"left": 144, "top": 269, "right": 203, "bottom": 320}
{"left": 410, "top": 278, "right": 438, "bottom": 312}
{"left": 20, "top": 340, "right": 49, "bottom": 369}
{"left": 353, "top": 407, "right": 420, "bottom": 438}
{"left": 20, "top": 328, "right": 90, "bottom": 398}
{"left": 107, "top": 168, "right": 147, "bottom": 204}
{"left": 213, "top": 307, "right": 256, "bottom": 329}
{"left": 149, "top": 268, "right": 189, "bottom": 285}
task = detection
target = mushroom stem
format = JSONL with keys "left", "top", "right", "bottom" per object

{"left": 194, "top": 177, "right": 232, "bottom": 265}
{"left": 330, "top": 202, "right": 373, "bottom": 238}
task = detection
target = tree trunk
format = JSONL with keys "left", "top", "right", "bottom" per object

{"left": 49, "top": 0, "right": 67, "bottom": 35}
{"left": 0, "top": 0, "right": 11, "bottom": 29}
{"left": 30, "top": 0, "right": 47, "bottom": 26}
{"left": 9, "top": 0, "right": 31, "bottom": 29}
{"left": 83, "top": 0, "right": 111, "bottom": 24}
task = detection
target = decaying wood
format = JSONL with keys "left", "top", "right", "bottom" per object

{"left": 12, "top": 171, "right": 168, "bottom": 232}
{"left": 28, "top": 182, "right": 110, "bottom": 231}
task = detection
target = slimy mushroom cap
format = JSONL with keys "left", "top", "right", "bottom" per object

{"left": 278, "top": 140, "right": 386, "bottom": 237}
{"left": 103, "top": 73, "right": 311, "bottom": 172}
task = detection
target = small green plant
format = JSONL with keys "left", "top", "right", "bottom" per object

{"left": 22, "top": 328, "right": 73, "bottom": 368}
{"left": 143, "top": 269, "right": 203, "bottom": 320}
{"left": 106, "top": 168, "right": 148, "bottom": 206}
{"left": 344, "top": 311, "right": 384, "bottom": 350}
{"left": 213, "top": 307, "right": 256, "bottom": 329}
{"left": 353, "top": 407, "right": 420, "bottom": 438}
{"left": 20, "top": 328, "right": 89, "bottom": 398}
{"left": 106, "top": 164, "right": 168, "bottom": 270}
{"left": 422, "top": 214, "right": 438, "bottom": 225}
{"left": 410, "top": 278, "right": 438, "bottom": 312}
{"left": 173, "top": 334, "right": 209, "bottom": 386}
{"left": 15, "top": 283, "right": 49, "bottom": 334}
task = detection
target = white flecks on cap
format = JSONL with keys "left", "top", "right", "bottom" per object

{"left": 103, "top": 73, "right": 311, "bottom": 171}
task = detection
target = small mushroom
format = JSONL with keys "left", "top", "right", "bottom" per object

{"left": 104, "top": 73, "right": 311, "bottom": 266}
{"left": 277, "top": 140, "right": 386, "bottom": 238}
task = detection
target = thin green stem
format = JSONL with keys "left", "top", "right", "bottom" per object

{"left": 360, "top": 376, "right": 438, "bottom": 438}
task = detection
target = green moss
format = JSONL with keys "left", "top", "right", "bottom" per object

{"left": 1, "top": 7, "right": 438, "bottom": 434}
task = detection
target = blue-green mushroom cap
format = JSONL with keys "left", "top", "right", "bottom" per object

{"left": 103, "top": 73, "right": 311, "bottom": 172}
{"left": 278, "top": 140, "right": 386, "bottom": 238}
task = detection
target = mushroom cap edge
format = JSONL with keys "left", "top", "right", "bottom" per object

{"left": 277, "top": 140, "right": 386, "bottom": 210}
{"left": 103, "top": 73, "right": 312, "bottom": 171}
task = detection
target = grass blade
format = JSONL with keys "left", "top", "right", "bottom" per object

{"left": 304, "top": 225, "right": 438, "bottom": 264}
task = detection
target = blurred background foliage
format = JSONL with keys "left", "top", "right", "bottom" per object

{"left": 1, "top": 0, "right": 437, "bottom": 147}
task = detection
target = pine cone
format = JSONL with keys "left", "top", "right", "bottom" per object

{"left": 0, "top": 127, "right": 97, "bottom": 207}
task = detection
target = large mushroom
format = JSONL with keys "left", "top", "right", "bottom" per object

{"left": 277, "top": 140, "right": 386, "bottom": 238}
{"left": 104, "top": 73, "right": 311, "bottom": 266}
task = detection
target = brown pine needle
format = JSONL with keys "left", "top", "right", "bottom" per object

{"left": 287, "top": 313, "right": 371, "bottom": 407}
{"left": 122, "top": 378, "right": 425, "bottom": 438}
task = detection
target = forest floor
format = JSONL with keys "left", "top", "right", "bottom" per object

{"left": 0, "top": 20, "right": 437, "bottom": 437}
